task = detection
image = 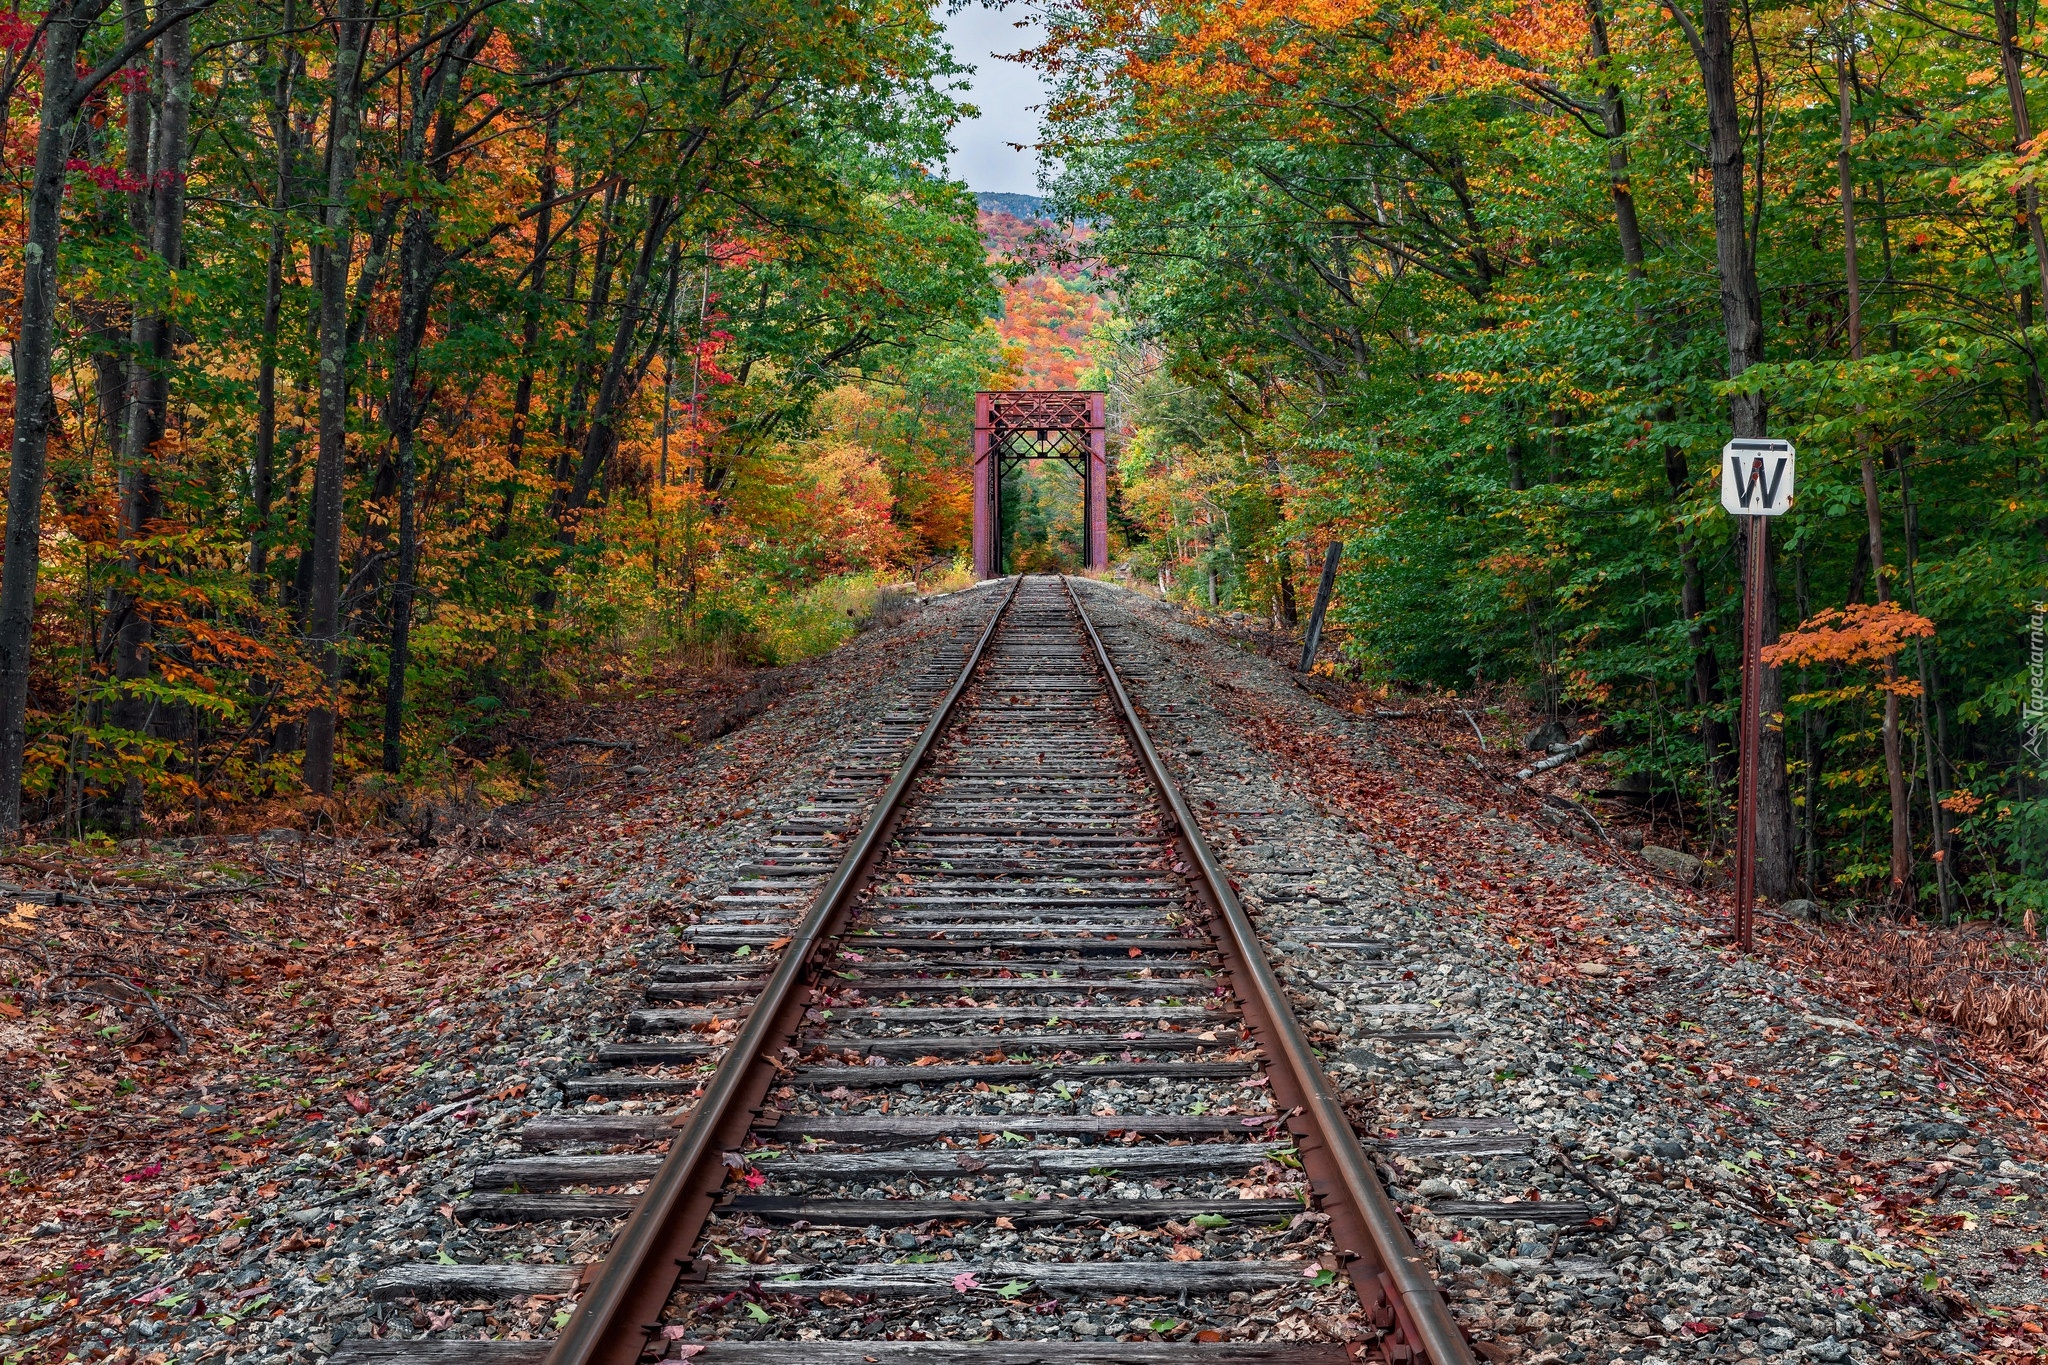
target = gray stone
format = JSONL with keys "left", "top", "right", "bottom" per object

{"left": 1900, "top": 1120, "right": 1971, "bottom": 1143}
{"left": 1524, "top": 720, "right": 1570, "bottom": 752}
{"left": 1781, "top": 898, "right": 1824, "bottom": 922}
{"left": 1639, "top": 845, "right": 1703, "bottom": 883}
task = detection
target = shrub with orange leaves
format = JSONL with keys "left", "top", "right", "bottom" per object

{"left": 1760, "top": 602, "right": 1935, "bottom": 673}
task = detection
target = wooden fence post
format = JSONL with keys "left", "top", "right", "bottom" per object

{"left": 1298, "top": 542, "right": 1343, "bottom": 672}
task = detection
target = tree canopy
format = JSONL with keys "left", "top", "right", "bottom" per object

{"left": 1031, "top": 0, "right": 2048, "bottom": 922}
{"left": 0, "top": 0, "right": 1002, "bottom": 837}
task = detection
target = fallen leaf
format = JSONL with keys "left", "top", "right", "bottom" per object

{"left": 1168, "top": 1244, "right": 1203, "bottom": 1261}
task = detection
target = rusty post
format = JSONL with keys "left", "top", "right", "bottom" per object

{"left": 972, "top": 393, "right": 995, "bottom": 580}
{"left": 1087, "top": 392, "right": 1109, "bottom": 571}
{"left": 1733, "top": 515, "right": 1767, "bottom": 952}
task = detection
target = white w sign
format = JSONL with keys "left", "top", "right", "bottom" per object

{"left": 1720, "top": 439, "right": 1796, "bottom": 516}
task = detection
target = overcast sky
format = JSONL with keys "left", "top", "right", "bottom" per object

{"left": 939, "top": 2, "right": 1050, "bottom": 196}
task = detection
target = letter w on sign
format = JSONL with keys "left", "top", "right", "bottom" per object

{"left": 1720, "top": 439, "right": 1796, "bottom": 516}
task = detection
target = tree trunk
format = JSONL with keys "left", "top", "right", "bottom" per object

{"left": 1748, "top": 519, "right": 1795, "bottom": 898}
{"left": 1586, "top": 0, "right": 1645, "bottom": 276}
{"left": 1662, "top": 444, "right": 1733, "bottom": 787}
{"left": 1993, "top": 0, "right": 2048, "bottom": 305}
{"left": 0, "top": 0, "right": 250, "bottom": 830}
{"left": 1672, "top": 0, "right": 1792, "bottom": 896}
{"left": 1598, "top": 8, "right": 1734, "bottom": 790}
{"left": 1794, "top": 553, "right": 1823, "bottom": 893}
{"left": 381, "top": 223, "right": 429, "bottom": 776}
{"left": 303, "top": 0, "right": 368, "bottom": 795}
{"left": 380, "top": 27, "right": 473, "bottom": 774}
{"left": 492, "top": 118, "right": 555, "bottom": 543}
{"left": 1891, "top": 442, "right": 1955, "bottom": 916}
{"left": 250, "top": 0, "right": 297, "bottom": 585}
{"left": 106, "top": 15, "right": 192, "bottom": 828}
{"left": 1836, "top": 51, "right": 1913, "bottom": 910}
{"left": 0, "top": 0, "right": 129, "bottom": 840}
{"left": 568, "top": 205, "right": 680, "bottom": 512}
{"left": 554, "top": 181, "right": 620, "bottom": 485}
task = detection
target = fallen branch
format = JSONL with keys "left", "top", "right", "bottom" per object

{"left": 543, "top": 736, "right": 636, "bottom": 751}
{"left": 1514, "top": 734, "right": 1596, "bottom": 780}
{"left": 401, "top": 1086, "right": 488, "bottom": 1131}
{"left": 1539, "top": 791, "right": 1611, "bottom": 845}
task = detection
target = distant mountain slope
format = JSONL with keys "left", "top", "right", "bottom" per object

{"left": 974, "top": 191, "right": 1047, "bottom": 221}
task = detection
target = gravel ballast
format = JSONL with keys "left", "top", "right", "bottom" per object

{"left": 7, "top": 576, "right": 2039, "bottom": 1365}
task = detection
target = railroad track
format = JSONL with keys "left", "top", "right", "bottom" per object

{"left": 340, "top": 576, "right": 1472, "bottom": 1365}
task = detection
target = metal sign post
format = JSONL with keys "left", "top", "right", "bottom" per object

{"left": 1721, "top": 438, "right": 1795, "bottom": 951}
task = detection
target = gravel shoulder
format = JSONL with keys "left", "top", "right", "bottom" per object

{"left": 0, "top": 586, "right": 991, "bottom": 1365}
{"left": 1074, "top": 576, "right": 2047, "bottom": 1365}
{"left": 7, "top": 576, "right": 2041, "bottom": 1365}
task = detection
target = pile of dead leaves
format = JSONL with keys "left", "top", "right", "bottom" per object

{"left": 1770, "top": 921, "right": 2048, "bottom": 1125}
{"left": 1785, "top": 922, "right": 2048, "bottom": 1060}
{"left": 0, "top": 823, "right": 665, "bottom": 1304}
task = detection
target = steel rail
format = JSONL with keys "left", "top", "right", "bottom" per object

{"left": 545, "top": 575, "right": 1022, "bottom": 1365}
{"left": 1063, "top": 577, "right": 1474, "bottom": 1365}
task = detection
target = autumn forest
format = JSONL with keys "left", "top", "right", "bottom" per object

{"left": 0, "top": 0, "right": 2041, "bottom": 922}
